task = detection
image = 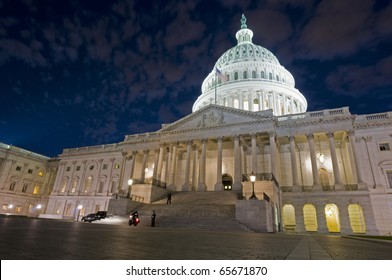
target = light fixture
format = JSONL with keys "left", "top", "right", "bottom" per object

{"left": 316, "top": 136, "right": 325, "bottom": 164}
{"left": 36, "top": 204, "right": 42, "bottom": 209}
{"left": 249, "top": 172, "right": 258, "bottom": 200}
{"left": 325, "top": 207, "right": 333, "bottom": 216}
{"left": 128, "top": 179, "right": 133, "bottom": 186}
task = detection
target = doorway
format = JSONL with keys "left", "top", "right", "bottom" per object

{"left": 222, "top": 173, "right": 233, "bottom": 190}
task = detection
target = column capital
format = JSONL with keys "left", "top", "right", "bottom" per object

{"left": 288, "top": 135, "right": 296, "bottom": 142}
{"left": 143, "top": 149, "right": 150, "bottom": 154}
{"left": 268, "top": 131, "right": 275, "bottom": 138}
{"left": 306, "top": 133, "right": 314, "bottom": 140}
{"left": 132, "top": 151, "right": 138, "bottom": 156}
{"left": 200, "top": 138, "right": 208, "bottom": 144}
{"left": 326, "top": 132, "right": 334, "bottom": 138}
{"left": 233, "top": 135, "right": 240, "bottom": 141}
{"left": 347, "top": 130, "right": 355, "bottom": 137}
{"left": 186, "top": 140, "right": 193, "bottom": 145}
{"left": 216, "top": 136, "right": 224, "bottom": 141}
{"left": 121, "top": 151, "right": 128, "bottom": 157}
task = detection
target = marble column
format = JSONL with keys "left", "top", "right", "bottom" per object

{"left": 169, "top": 143, "right": 178, "bottom": 188}
{"left": 251, "top": 133, "right": 257, "bottom": 173}
{"left": 129, "top": 151, "right": 137, "bottom": 179}
{"left": 182, "top": 140, "right": 192, "bottom": 191}
{"left": 140, "top": 150, "right": 149, "bottom": 181}
{"left": 163, "top": 147, "right": 171, "bottom": 183}
{"left": 268, "top": 131, "right": 277, "bottom": 176}
{"left": 198, "top": 139, "right": 207, "bottom": 191}
{"left": 348, "top": 130, "right": 365, "bottom": 185}
{"left": 289, "top": 136, "right": 300, "bottom": 189}
{"left": 294, "top": 204, "right": 305, "bottom": 233}
{"left": 192, "top": 145, "right": 198, "bottom": 191}
{"left": 233, "top": 135, "right": 242, "bottom": 191}
{"left": 307, "top": 134, "right": 321, "bottom": 190}
{"left": 327, "top": 132, "right": 343, "bottom": 189}
{"left": 157, "top": 145, "right": 164, "bottom": 181}
{"left": 214, "top": 136, "right": 223, "bottom": 191}
{"left": 152, "top": 148, "right": 159, "bottom": 179}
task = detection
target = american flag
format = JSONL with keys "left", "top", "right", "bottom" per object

{"left": 215, "top": 67, "right": 227, "bottom": 81}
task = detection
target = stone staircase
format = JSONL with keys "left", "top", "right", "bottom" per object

{"left": 124, "top": 191, "right": 252, "bottom": 232}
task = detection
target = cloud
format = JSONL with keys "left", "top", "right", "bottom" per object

{"left": 326, "top": 56, "right": 392, "bottom": 96}
{"left": 296, "top": 0, "right": 374, "bottom": 60}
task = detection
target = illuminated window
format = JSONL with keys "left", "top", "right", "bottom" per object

{"left": 15, "top": 206, "right": 21, "bottom": 213}
{"left": 282, "top": 204, "right": 296, "bottom": 231}
{"left": 60, "top": 178, "right": 67, "bottom": 193}
{"left": 233, "top": 99, "right": 239, "bottom": 109}
{"left": 114, "top": 163, "right": 120, "bottom": 169}
{"left": 2, "top": 204, "right": 8, "bottom": 211}
{"left": 84, "top": 176, "right": 93, "bottom": 192}
{"left": 303, "top": 204, "right": 318, "bottom": 232}
{"left": 38, "top": 171, "right": 44, "bottom": 177}
{"left": 348, "top": 204, "right": 366, "bottom": 233}
{"left": 33, "top": 185, "right": 40, "bottom": 195}
{"left": 22, "top": 183, "right": 28, "bottom": 193}
{"left": 379, "top": 143, "right": 390, "bottom": 151}
{"left": 71, "top": 178, "right": 78, "bottom": 193}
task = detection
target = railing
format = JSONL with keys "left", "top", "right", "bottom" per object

{"left": 344, "top": 184, "right": 359, "bottom": 191}
{"left": 132, "top": 178, "right": 167, "bottom": 189}
{"left": 322, "top": 185, "right": 335, "bottom": 192}
{"left": 281, "top": 186, "right": 293, "bottom": 192}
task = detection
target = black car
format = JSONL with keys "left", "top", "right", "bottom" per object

{"left": 96, "top": 211, "right": 107, "bottom": 219}
{"left": 81, "top": 213, "right": 98, "bottom": 222}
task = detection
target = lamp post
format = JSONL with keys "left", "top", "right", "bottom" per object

{"left": 76, "top": 205, "right": 83, "bottom": 222}
{"left": 127, "top": 179, "right": 133, "bottom": 199}
{"left": 249, "top": 172, "right": 258, "bottom": 200}
{"left": 36, "top": 204, "right": 42, "bottom": 217}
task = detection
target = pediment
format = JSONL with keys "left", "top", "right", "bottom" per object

{"left": 159, "top": 105, "right": 273, "bottom": 133}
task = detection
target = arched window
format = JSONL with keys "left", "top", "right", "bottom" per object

{"left": 252, "top": 70, "right": 256, "bottom": 79}
{"left": 243, "top": 100, "right": 249, "bottom": 110}
{"left": 61, "top": 178, "right": 68, "bottom": 193}
{"left": 84, "top": 176, "right": 93, "bottom": 193}
{"left": 234, "top": 72, "right": 238, "bottom": 80}
{"left": 318, "top": 168, "right": 330, "bottom": 187}
{"left": 226, "top": 74, "right": 230, "bottom": 81}
{"left": 325, "top": 204, "right": 341, "bottom": 233}
{"left": 243, "top": 71, "right": 247, "bottom": 79}
{"left": 282, "top": 204, "right": 296, "bottom": 231}
{"left": 303, "top": 204, "right": 318, "bottom": 232}
{"left": 269, "top": 73, "right": 273, "bottom": 80}
{"left": 348, "top": 204, "right": 366, "bottom": 233}
{"left": 253, "top": 98, "right": 259, "bottom": 111}
{"left": 276, "top": 75, "right": 280, "bottom": 81}
{"left": 261, "top": 71, "right": 265, "bottom": 78}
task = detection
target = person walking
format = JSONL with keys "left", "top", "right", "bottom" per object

{"left": 151, "top": 210, "right": 156, "bottom": 227}
{"left": 166, "top": 192, "right": 172, "bottom": 204}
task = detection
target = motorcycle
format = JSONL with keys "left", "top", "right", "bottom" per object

{"left": 128, "top": 211, "right": 140, "bottom": 226}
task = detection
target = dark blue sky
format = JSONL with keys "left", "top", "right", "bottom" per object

{"left": 1, "top": 0, "right": 391, "bottom": 157}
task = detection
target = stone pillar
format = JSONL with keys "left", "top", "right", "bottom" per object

{"left": 192, "top": 145, "right": 198, "bottom": 191}
{"left": 307, "top": 134, "right": 321, "bottom": 190}
{"left": 129, "top": 151, "right": 137, "bottom": 179}
{"left": 251, "top": 133, "right": 257, "bottom": 173}
{"left": 315, "top": 203, "right": 329, "bottom": 233}
{"left": 157, "top": 145, "right": 164, "bottom": 181}
{"left": 140, "top": 150, "right": 149, "bottom": 181}
{"left": 294, "top": 204, "right": 305, "bottom": 233}
{"left": 214, "top": 136, "right": 223, "bottom": 191}
{"left": 233, "top": 135, "right": 242, "bottom": 191}
{"left": 169, "top": 143, "right": 178, "bottom": 188}
{"left": 182, "top": 140, "right": 192, "bottom": 191}
{"left": 152, "top": 148, "right": 159, "bottom": 179}
{"left": 163, "top": 147, "right": 171, "bottom": 183}
{"left": 268, "top": 131, "right": 277, "bottom": 176}
{"left": 198, "top": 139, "right": 207, "bottom": 191}
{"left": 327, "top": 132, "right": 343, "bottom": 189}
{"left": 348, "top": 130, "right": 365, "bottom": 185}
{"left": 289, "top": 136, "right": 300, "bottom": 189}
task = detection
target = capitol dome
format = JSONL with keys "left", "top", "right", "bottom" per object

{"left": 192, "top": 15, "right": 308, "bottom": 116}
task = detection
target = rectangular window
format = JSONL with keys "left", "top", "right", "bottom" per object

{"left": 114, "top": 163, "right": 120, "bottom": 169}
{"left": 76, "top": 166, "right": 81, "bottom": 171}
{"left": 38, "top": 171, "right": 44, "bottom": 177}
{"left": 16, "top": 166, "right": 22, "bottom": 171}
{"left": 33, "top": 185, "right": 40, "bottom": 195}
{"left": 379, "top": 143, "right": 390, "bottom": 151}
{"left": 9, "top": 182, "right": 16, "bottom": 191}
{"left": 2, "top": 204, "right": 8, "bottom": 211}
{"left": 102, "top": 164, "right": 108, "bottom": 170}
{"left": 66, "top": 167, "right": 71, "bottom": 172}
{"left": 98, "top": 181, "right": 104, "bottom": 193}
{"left": 15, "top": 206, "right": 21, "bottom": 213}
{"left": 22, "top": 183, "right": 28, "bottom": 193}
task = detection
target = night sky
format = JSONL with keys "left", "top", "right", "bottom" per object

{"left": 1, "top": 0, "right": 391, "bottom": 158}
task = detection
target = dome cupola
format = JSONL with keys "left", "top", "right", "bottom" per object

{"left": 193, "top": 14, "right": 307, "bottom": 116}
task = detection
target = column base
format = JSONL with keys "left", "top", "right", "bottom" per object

{"left": 181, "top": 183, "right": 189, "bottom": 192}
{"left": 214, "top": 182, "right": 223, "bottom": 191}
{"left": 334, "top": 183, "right": 344, "bottom": 191}
{"left": 312, "top": 183, "right": 322, "bottom": 192}
{"left": 197, "top": 182, "right": 207, "bottom": 192}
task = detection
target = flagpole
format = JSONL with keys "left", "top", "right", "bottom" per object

{"left": 214, "top": 69, "right": 217, "bottom": 105}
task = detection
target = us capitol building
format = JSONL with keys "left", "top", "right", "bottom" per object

{"left": 1, "top": 16, "right": 391, "bottom": 235}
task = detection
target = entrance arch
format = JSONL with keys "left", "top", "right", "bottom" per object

{"left": 303, "top": 204, "right": 318, "bottom": 232}
{"left": 348, "top": 204, "right": 366, "bottom": 233}
{"left": 282, "top": 204, "right": 296, "bottom": 232}
{"left": 325, "top": 204, "right": 341, "bottom": 233}
{"left": 318, "top": 168, "right": 330, "bottom": 187}
{"left": 222, "top": 173, "right": 233, "bottom": 190}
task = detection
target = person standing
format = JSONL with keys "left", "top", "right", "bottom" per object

{"left": 166, "top": 192, "right": 172, "bottom": 204}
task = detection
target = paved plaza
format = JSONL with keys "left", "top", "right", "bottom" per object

{"left": 0, "top": 215, "right": 391, "bottom": 260}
